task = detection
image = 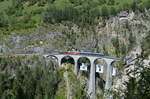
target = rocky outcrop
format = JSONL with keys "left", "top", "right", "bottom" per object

{"left": 1, "top": 10, "right": 149, "bottom": 56}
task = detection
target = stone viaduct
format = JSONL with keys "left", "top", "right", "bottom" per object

{"left": 43, "top": 52, "right": 120, "bottom": 99}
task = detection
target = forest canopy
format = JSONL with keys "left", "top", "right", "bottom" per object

{"left": 0, "top": 0, "right": 150, "bottom": 35}
{"left": 0, "top": 56, "right": 62, "bottom": 99}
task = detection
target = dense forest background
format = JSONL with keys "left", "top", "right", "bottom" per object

{"left": 0, "top": 0, "right": 150, "bottom": 35}
{"left": 0, "top": 56, "right": 87, "bottom": 99}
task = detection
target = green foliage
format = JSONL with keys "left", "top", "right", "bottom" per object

{"left": 124, "top": 58, "right": 150, "bottom": 99}
{"left": 111, "top": 37, "right": 128, "bottom": 58}
{"left": 67, "top": 65, "right": 86, "bottom": 99}
{"left": 43, "top": 0, "right": 150, "bottom": 25}
{"left": 103, "top": 45, "right": 109, "bottom": 55}
{"left": 100, "top": 5, "right": 109, "bottom": 17}
{"left": 0, "top": 56, "right": 61, "bottom": 99}
{"left": 0, "top": 12, "right": 8, "bottom": 27}
{"left": 111, "top": 33, "right": 150, "bottom": 97}
{"left": 128, "top": 32, "right": 136, "bottom": 51}
{"left": 141, "top": 32, "right": 150, "bottom": 58}
{"left": 125, "top": 77, "right": 137, "bottom": 99}
{"left": 54, "top": 82, "right": 66, "bottom": 99}
{"left": 137, "top": 66, "right": 150, "bottom": 98}
{"left": 113, "top": 57, "right": 150, "bottom": 99}
{"left": 43, "top": 4, "right": 78, "bottom": 23}
{"left": 0, "top": 0, "right": 150, "bottom": 35}
{"left": 0, "top": 57, "right": 88, "bottom": 99}
{"left": 120, "top": 41, "right": 128, "bottom": 57}
{"left": 111, "top": 37, "right": 120, "bottom": 56}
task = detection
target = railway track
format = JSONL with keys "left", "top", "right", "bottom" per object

{"left": 0, "top": 51, "right": 120, "bottom": 61}
{"left": 0, "top": 53, "right": 41, "bottom": 58}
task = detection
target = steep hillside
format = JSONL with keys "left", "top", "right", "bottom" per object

{"left": 1, "top": 10, "right": 150, "bottom": 59}
{"left": 0, "top": 0, "right": 150, "bottom": 99}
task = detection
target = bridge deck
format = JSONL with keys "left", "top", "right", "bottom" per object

{"left": 0, "top": 53, "right": 120, "bottom": 60}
